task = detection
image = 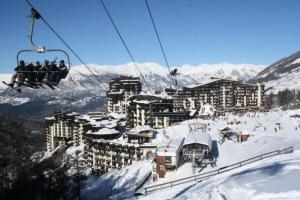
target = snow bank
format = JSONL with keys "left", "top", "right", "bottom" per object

{"left": 140, "top": 110, "right": 300, "bottom": 199}
{"left": 82, "top": 160, "right": 152, "bottom": 200}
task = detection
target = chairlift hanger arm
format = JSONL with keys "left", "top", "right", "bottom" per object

{"left": 24, "top": 0, "right": 109, "bottom": 91}
{"left": 28, "top": 7, "right": 45, "bottom": 52}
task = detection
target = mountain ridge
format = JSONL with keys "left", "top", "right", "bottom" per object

{"left": 250, "top": 51, "right": 300, "bottom": 93}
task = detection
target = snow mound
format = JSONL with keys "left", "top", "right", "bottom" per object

{"left": 82, "top": 160, "right": 152, "bottom": 200}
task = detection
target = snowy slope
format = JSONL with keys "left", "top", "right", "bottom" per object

{"left": 251, "top": 51, "right": 300, "bottom": 93}
{"left": 78, "top": 109, "right": 300, "bottom": 200}
{"left": 82, "top": 160, "right": 152, "bottom": 200}
{"left": 138, "top": 110, "right": 300, "bottom": 200}
{"left": 142, "top": 149, "right": 300, "bottom": 200}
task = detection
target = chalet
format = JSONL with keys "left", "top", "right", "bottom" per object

{"left": 237, "top": 131, "right": 250, "bottom": 143}
{"left": 106, "top": 76, "right": 142, "bottom": 114}
{"left": 198, "top": 104, "right": 215, "bottom": 119}
{"left": 153, "top": 138, "right": 184, "bottom": 180}
{"left": 127, "top": 125, "right": 155, "bottom": 144}
{"left": 138, "top": 144, "right": 157, "bottom": 160}
{"left": 219, "top": 126, "right": 238, "bottom": 144}
{"left": 189, "top": 122, "right": 208, "bottom": 132}
{"left": 219, "top": 126, "right": 251, "bottom": 143}
{"left": 182, "top": 130, "right": 212, "bottom": 166}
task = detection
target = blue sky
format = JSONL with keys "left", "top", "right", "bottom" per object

{"left": 0, "top": 0, "right": 300, "bottom": 73}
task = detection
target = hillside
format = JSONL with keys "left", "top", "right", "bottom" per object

{"left": 251, "top": 51, "right": 300, "bottom": 93}
{"left": 78, "top": 109, "right": 300, "bottom": 199}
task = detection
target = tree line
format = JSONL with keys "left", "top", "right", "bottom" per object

{"left": 0, "top": 115, "right": 86, "bottom": 200}
{"left": 266, "top": 89, "right": 300, "bottom": 109}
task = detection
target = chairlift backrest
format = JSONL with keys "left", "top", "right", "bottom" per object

{"left": 16, "top": 49, "right": 71, "bottom": 70}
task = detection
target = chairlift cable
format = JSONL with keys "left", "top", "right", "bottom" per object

{"left": 99, "top": 0, "right": 153, "bottom": 94}
{"left": 144, "top": 0, "right": 177, "bottom": 88}
{"left": 24, "top": 0, "right": 108, "bottom": 91}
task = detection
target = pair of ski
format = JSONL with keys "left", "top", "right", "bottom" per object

{"left": 2, "top": 80, "right": 55, "bottom": 94}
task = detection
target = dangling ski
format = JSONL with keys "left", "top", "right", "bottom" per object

{"left": 2, "top": 81, "right": 22, "bottom": 94}
{"left": 41, "top": 80, "right": 55, "bottom": 90}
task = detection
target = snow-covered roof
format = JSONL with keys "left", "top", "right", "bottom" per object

{"left": 185, "top": 79, "right": 220, "bottom": 88}
{"left": 128, "top": 125, "right": 154, "bottom": 135}
{"left": 66, "top": 112, "right": 80, "bottom": 116}
{"left": 157, "top": 138, "right": 184, "bottom": 156}
{"left": 199, "top": 104, "right": 215, "bottom": 116}
{"left": 45, "top": 116, "right": 55, "bottom": 120}
{"left": 107, "top": 91, "right": 123, "bottom": 95}
{"left": 241, "top": 130, "right": 250, "bottom": 135}
{"left": 87, "top": 128, "right": 119, "bottom": 135}
{"left": 183, "top": 130, "right": 212, "bottom": 151}
{"left": 78, "top": 114, "right": 118, "bottom": 129}
{"left": 185, "top": 78, "right": 256, "bottom": 89}
{"left": 220, "top": 125, "right": 240, "bottom": 132}
{"left": 133, "top": 99, "right": 156, "bottom": 104}
{"left": 92, "top": 119, "right": 118, "bottom": 129}
{"left": 109, "top": 112, "right": 126, "bottom": 119}
{"left": 129, "top": 93, "right": 172, "bottom": 104}
{"left": 189, "top": 109, "right": 198, "bottom": 117}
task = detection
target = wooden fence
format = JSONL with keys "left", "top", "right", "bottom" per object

{"left": 144, "top": 146, "right": 293, "bottom": 194}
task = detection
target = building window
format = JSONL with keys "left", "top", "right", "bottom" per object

{"left": 159, "top": 165, "right": 165, "bottom": 171}
{"left": 165, "top": 156, "right": 172, "bottom": 164}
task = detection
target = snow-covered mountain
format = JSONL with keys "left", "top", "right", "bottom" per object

{"left": 251, "top": 51, "right": 300, "bottom": 93}
{"left": 0, "top": 62, "right": 264, "bottom": 118}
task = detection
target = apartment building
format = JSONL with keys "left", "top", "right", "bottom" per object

{"left": 106, "top": 76, "right": 142, "bottom": 114}
{"left": 45, "top": 111, "right": 116, "bottom": 151}
{"left": 174, "top": 78, "right": 265, "bottom": 112}
{"left": 45, "top": 111, "right": 80, "bottom": 151}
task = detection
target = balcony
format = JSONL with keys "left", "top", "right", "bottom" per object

{"left": 117, "top": 154, "right": 123, "bottom": 159}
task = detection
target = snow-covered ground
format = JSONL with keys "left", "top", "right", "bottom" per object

{"left": 78, "top": 109, "right": 300, "bottom": 199}
{"left": 142, "top": 149, "right": 300, "bottom": 200}
{"left": 80, "top": 109, "right": 300, "bottom": 200}
{"left": 82, "top": 160, "right": 152, "bottom": 200}
{"left": 264, "top": 69, "right": 300, "bottom": 94}
{"left": 138, "top": 109, "right": 300, "bottom": 200}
